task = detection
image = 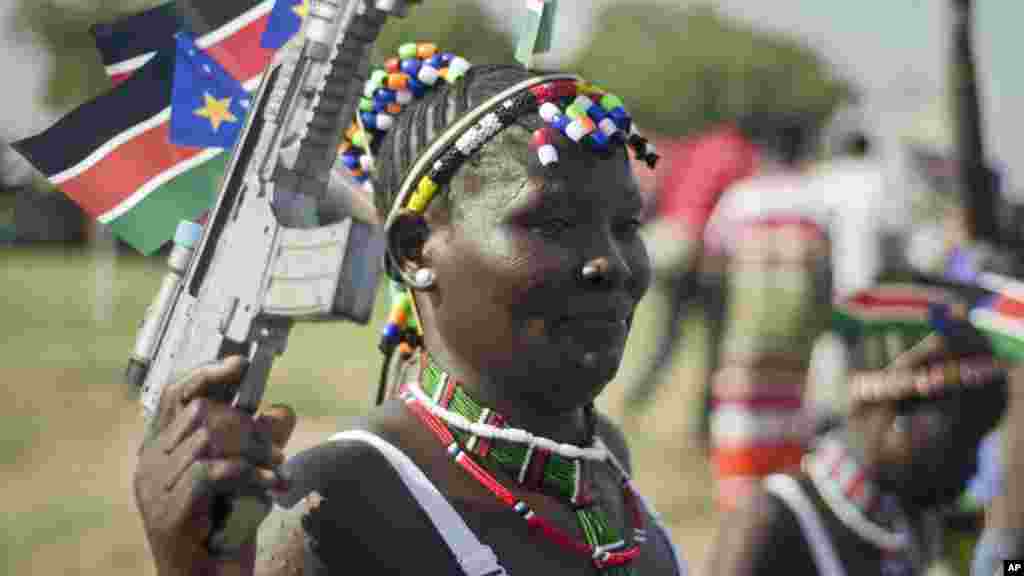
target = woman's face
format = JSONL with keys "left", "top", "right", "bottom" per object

{"left": 418, "top": 130, "right": 651, "bottom": 413}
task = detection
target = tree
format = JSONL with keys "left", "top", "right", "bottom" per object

{"left": 372, "top": 0, "right": 514, "bottom": 67}
{"left": 570, "top": 3, "right": 857, "bottom": 139}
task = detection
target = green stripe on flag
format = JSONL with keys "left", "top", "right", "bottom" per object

{"left": 107, "top": 153, "right": 227, "bottom": 254}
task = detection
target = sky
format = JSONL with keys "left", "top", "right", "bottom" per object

{"left": 2, "top": 0, "right": 1022, "bottom": 211}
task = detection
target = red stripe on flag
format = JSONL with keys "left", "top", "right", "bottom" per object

{"left": 846, "top": 292, "right": 934, "bottom": 310}
{"left": 58, "top": 121, "right": 199, "bottom": 217}
{"left": 994, "top": 295, "right": 1024, "bottom": 319}
{"left": 110, "top": 72, "right": 132, "bottom": 86}
{"left": 203, "top": 14, "right": 273, "bottom": 83}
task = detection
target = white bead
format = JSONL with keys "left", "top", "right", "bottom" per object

{"left": 539, "top": 102, "right": 560, "bottom": 122}
{"left": 396, "top": 90, "right": 414, "bottom": 105}
{"left": 375, "top": 113, "right": 394, "bottom": 131}
{"left": 537, "top": 144, "right": 558, "bottom": 166}
{"left": 573, "top": 95, "right": 594, "bottom": 111}
{"left": 359, "top": 155, "right": 374, "bottom": 172}
{"left": 448, "top": 56, "right": 471, "bottom": 77}
{"left": 418, "top": 65, "right": 440, "bottom": 86}
{"left": 599, "top": 118, "right": 618, "bottom": 137}
{"left": 565, "top": 120, "right": 586, "bottom": 142}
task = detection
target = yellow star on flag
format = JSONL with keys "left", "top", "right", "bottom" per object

{"left": 292, "top": 0, "right": 310, "bottom": 19}
{"left": 193, "top": 92, "right": 238, "bottom": 132}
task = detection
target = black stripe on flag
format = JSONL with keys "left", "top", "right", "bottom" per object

{"left": 11, "top": 45, "right": 175, "bottom": 178}
{"left": 89, "top": 2, "right": 181, "bottom": 69}
{"left": 175, "top": 0, "right": 265, "bottom": 37}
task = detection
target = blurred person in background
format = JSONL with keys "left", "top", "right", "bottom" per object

{"left": 708, "top": 302, "right": 1008, "bottom": 576}
{"left": 625, "top": 121, "right": 760, "bottom": 452}
{"left": 700, "top": 113, "right": 830, "bottom": 511}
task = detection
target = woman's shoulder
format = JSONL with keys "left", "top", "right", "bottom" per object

{"left": 257, "top": 401, "right": 455, "bottom": 574}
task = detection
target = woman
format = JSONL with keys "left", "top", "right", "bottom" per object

{"left": 133, "top": 45, "right": 687, "bottom": 575}
{"left": 707, "top": 291, "right": 1008, "bottom": 575}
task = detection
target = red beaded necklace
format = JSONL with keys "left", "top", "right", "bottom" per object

{"left": 402, "top": 391, "right": 646, "bottom": 572}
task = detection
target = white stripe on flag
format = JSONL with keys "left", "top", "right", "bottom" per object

{"left": 526, "top": 0, "right": 546, "bottom": 13}
{"left": 196, "top": 1, "right": 274, "bottom": 49}
{"left": 98, "top": 147, "right": 224, "bottom": 223}
{"left": 970, "top": 307, "right": 1024, "bottom": 341}
{"left": 978, "top": 272, "right": 1024, "bottom": 304}
{"left": 50, "top": 108, "right": 171, "bottom": 185}
{"left": 106, "top": 52, "right": 157, "bottom": 76}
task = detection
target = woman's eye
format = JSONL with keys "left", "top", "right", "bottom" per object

{"left": 533, "top": 218, "right": 573, "bottom": 238}
{"left": 616, "top": 218, "right": 643, "bottom": 238}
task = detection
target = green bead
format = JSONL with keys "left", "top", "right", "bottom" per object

{"left": 600, "top": 93, "right": 624, "bottom": 111}
{"left": 398, "top": 43, "right": 418, "bottom": 60}
{"left": 370, "top": 69, "right": 388, "bottom": 89}
{"left": 352, "top": 130, "right": 368, "bottom": 149}
{"left": 565, "top": 103, "right": 585, "bottom": 119}
{"left": 359, "top": 97, "right": 374, "bottom": 112}
{"left": 446, "top": 68, "right": 466, "bottom": 83}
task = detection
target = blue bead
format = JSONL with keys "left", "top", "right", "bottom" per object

{"left": 427, "top": 54, "right": 445, "bottom": 69}
{"left": 440, "top": 52, "right": 455, "bottom": 64}
{"left": 382, "top": 323, "right": 400, "bottom": 340}
{"left": 341, "top": 153, "right": 360, "bottom": 170}
{"left": 588, "top": 130, "right": 610, "bottom": 149}
{"left": 586, "top": 104, "right": 608, "bottom": 122}
{"left": 355, "top": 174, "right": 370, "bottom": 183}
{"left": 551, "top": 114, "right": 570, "bottom": 132}
{"left": 609, "top": 107, "right": 631, "bottom": 131}
{"left": 359, "top": 111, "right": 377, "bottom": 130}
{"left": 373, "top": 88, "right": 397, "bottom": 105}
{"left": 406, "top": 76, "right": 427, "bottom": 97}
{"left": 400, "top": 58, "right": 421, "bottom": 76}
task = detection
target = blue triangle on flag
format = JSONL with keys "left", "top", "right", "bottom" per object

{"left": 169, "top": 32, "right": 251, "bottom": 149}
{"left": 260, "top": 0, "right": 305, "bottom": 50}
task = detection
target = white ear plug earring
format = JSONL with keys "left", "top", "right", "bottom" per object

{"left": 411, "top": 268, "right": 435, "bottom": 289}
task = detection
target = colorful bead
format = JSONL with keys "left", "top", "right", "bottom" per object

{"left": 386, "top": 72, "right": 408, "bottom": 91}
{"left": 359, "top": 97, "right": 374, "bottom": 112}
{"left": 447, "top": 56, "right": 471, "bottom": 81}
{"left": 395, "top": 89, "right": 414, "bottom": 105}
{"left": 538, "top": 102, "right": 561, "bottom": 123}
{"left": 385, "top": 57, "right": 400, "bottom": 73}
{"left": 400, "top": 58, "right": 421, "bottom": 77}
{"left": 417, "top": 65, "right": 441, "bottom": 86}
{"left": 531, "top": 129, "right": 559, "bottom": 167}
{"left": 398, "top": 43, "right": 418, "bottom": 59}
{"left": 600, "top": 93, "right": 624, "bottom": 111}
{"left": 416, "top": 43, "right": 438, "bottom": 59}
{"left": 407, "top": 177, "right": 439, "bottom": 212}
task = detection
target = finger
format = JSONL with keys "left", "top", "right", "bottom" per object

{"left": 259, "top": 404, "right": 297, "bottom": 449}
{"left": 163, "top": 397, "right": 210, "bottom": 455}
{"left": 167, "top": 427, "right": 211, "bottom": 492}
{"left": 180, "top": 356, "right": 248, "bottom": 405}
{"left": 195, "top": 459, "right": 289, "bottom": 495}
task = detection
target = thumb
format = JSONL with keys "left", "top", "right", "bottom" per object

{"left": 260, "top": 404, "right": 298, "bottom": 449}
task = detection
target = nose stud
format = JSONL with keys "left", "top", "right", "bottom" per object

{"left": 580, "top": 258, "right": 609, "bottom": 284}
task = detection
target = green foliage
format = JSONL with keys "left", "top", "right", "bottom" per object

{"left": 12, "top": 1, "right": 164, "bottom": 111}
{"left": 372, "top": 0, "right": 514, "bottom": 67}
{"left": 571, "top": 3, "right": 857, "bottom": 138}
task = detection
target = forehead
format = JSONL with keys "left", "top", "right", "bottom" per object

{"left": 473, "top": 133, "right": 643, "bottom": 215}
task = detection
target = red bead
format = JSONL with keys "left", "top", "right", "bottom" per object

{"left": 530, "top": 127, "right": 551, "bottom": 149}
{"left": 552, "top": 80, "right": 578, "bottom": 100}
{"left": 385, "top": 57, "right": 400, "bottom": 73}
{"left": 529, "top": 83, "right": 556, "bottom": 102}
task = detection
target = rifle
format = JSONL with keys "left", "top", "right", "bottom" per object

{"left": 126, "top": 0, "right": 420, "bottom": 554}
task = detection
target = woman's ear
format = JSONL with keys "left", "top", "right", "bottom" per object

{"left": 387, "top": 209, "right": 433, "bottom": 284}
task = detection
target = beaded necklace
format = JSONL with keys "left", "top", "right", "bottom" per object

{"left": 402, "top": 354, "right": 645, "bottom": 574}
{"left": 803, "top": 434, "right": 914, "bottom": 573}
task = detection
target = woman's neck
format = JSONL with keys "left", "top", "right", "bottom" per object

{"left": 420, "top": 350, "right": 592, "bottom": 446}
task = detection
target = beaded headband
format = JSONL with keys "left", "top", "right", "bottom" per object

{"left": 848, "top": 355, "right": 1005, "bottom": 408}
{"left": 383, "top": 74, "right": 659, "bottom": 230}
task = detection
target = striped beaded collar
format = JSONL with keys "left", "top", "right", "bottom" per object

{"left": 415, "top": 353, "right": 604, "bottom": 506}
{"left": 804, "top": 434, "right": 912, "bottom": 553}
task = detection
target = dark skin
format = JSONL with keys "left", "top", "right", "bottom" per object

{"left": 707, "top": 323, "right": 1005, "bottom": 576}
{"left": 135, "top": 129, "right": 680, "bottom": 575}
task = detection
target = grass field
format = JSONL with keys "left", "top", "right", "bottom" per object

{"left": 0, "top": 246, "right": 718, "bottom": 575}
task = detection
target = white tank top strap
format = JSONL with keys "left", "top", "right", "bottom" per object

{"left": 762, "top": 474, "right": 845, "bottom": 576}
{"left": 634, "top": 490, "right": 689, "bottom": 575}
{"left": 328, "top": 430, "right": 509, "bottom": 576}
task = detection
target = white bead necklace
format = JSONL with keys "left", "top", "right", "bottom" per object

{"left": 407, "top": 382, "right": 611, "bottom": 462}
{"left": 804, "top": 439, "right": 911, "bottom": 553}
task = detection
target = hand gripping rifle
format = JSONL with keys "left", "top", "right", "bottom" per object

{"left": 126, "top": 0, "right": 420, "bottom": 554}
